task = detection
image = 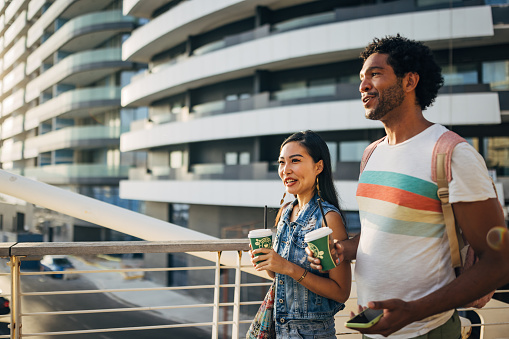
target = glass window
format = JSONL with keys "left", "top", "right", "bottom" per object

{"left": 483, "top": 60, "right": 509, "bottom": 90}
{"left": 309, "top": 78, "right": 335, "bottom": 97}
{"left": 326, "top": 142, "right": 338, "bottom": 172}
{"left": 170, "top": 204, "right": 189, "bottom": 228}
{"left": 225, "top": 152, "right": 238, "bottom": 165}
{"left": 484, "top": 137, "right": 509, "bottom": 176}
{"left": 442, "top": 64, "right": 478, "bottom": 86}
{"left": 239, "top": 152, "right": 250, "bottom": 165}
{"left": 340, "top": 141, "right": 370, "bottom": 162}
{"left": 170, "top": 151, "right": 183, "bottom": 169}
{"left": 273, "top": 12, "right": 335, "bottom": 33}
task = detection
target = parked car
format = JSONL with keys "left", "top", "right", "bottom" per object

{"left": 0, "top": 290, "right": 10, "bottom": 315}
{"left": 39, "top": 255, "right": 79, "bottom": 280}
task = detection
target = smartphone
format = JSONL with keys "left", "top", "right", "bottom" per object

{"left": 345, "top": 308, "right": 383, "bottom": 329}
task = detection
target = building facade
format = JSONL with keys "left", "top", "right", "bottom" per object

{"left": 120, "top": 0, "right": 509, "bottom": 247}
{"left": 0, "top": 0, "right": 145, "bottom": 242}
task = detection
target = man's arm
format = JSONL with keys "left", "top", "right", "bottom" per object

{"left": 359, "top": 197, "right": 508, "bottom": 337}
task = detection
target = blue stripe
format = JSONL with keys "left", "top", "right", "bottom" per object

{"left": 360, "top": 210, "right": 445, "bottom": 238}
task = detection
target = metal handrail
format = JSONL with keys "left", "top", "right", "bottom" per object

{"left": 0, "top": 241, "right": 508, "bottom": 338}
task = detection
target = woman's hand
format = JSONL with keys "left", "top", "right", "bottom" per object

{"left": 251, "top": 247, "right": 290, "bottom": 275}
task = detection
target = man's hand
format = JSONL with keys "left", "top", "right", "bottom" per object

{"left": 306, "top": 240, "right": 344, "bottom": 271}
{"left": 353, "top": 299, "right": 417, "bottom": 337}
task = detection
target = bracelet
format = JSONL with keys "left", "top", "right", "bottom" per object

{"left": 297, "top": 269, "right": 308, "bottom": 283}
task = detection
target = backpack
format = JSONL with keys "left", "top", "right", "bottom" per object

{"left": 360, "top": 131, "right": 496, "bottom": 308}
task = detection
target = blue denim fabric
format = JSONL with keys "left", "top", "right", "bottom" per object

{"left": 275, "top": 318, "right": 336, "bottom": 339}
{"left": 273, "top": 193, "right": 344, "bottom": 327}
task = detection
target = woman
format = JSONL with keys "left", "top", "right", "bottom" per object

{"left": 251, "top": 130, "right": 351, "bottom": 338}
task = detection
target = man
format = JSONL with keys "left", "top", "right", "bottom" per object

{"left": 308, "top": 35, "right": 508, "bottom": 338}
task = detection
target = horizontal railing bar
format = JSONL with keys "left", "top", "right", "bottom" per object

{"left": 21, "top": 266, "right": 216, "bottom": 275}
{"left": 22, "top": 303, "right": 215, "bottom": 316}
{"left": 469, "top": 322, "right": 509, "bottom": 327}
{"left": 22, "top": 322, "right": 214, "bottom": 336}
{"left": 22, "top": 284, "right": 217, "bottom": 296}
{"left": 11, "top": 239, "right": 250, "bottom": 256}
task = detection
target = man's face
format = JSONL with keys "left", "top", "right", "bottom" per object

{"left": 359, "top": 53, "right": 405, "bottom": 121}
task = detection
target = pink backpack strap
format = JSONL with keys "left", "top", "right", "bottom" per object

{"left": 431, "top": 131, "right": 467, "bottom": 183}
{"left": 432, "top": 131, "right": 467, "bottom": 269}
{"left": 360, "top": 136, "right": 386, "bottom": 173}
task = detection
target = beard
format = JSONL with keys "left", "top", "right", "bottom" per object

{"left": 365, "top": 78, "right": 405, "bottom": 121}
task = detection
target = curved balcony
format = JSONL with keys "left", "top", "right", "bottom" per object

{"left": 24, "top": 86, "right": 121, "bottom": 131}
{"left": 122, "top": 6, "right": 494, "bottom": 107}
{"left": 4, "top": 0, "right": 26, "bottom": 24}
{"left": 123, "top": 0, "right": 170, "bottom": 18}
{"left": 0, "top": 139, "right": 23, "bottom": 162}
{"left": 27, "top": 0, "right": 50, "bottom": 21}
{"left": 1, "top": 114, "right": 24, "bottom": 140}
{"left": 2, "top": 36, "right": 27, "bottom": 76}
{"left": 24, "top": 164, "right": 129, "bottom": 185}
{"left": 24, "top": 125, "right": 121, "bottom": 158}
{"left": 120, "top": 178, "right": 360, "bottom": 210}
{"left": 3, "top": 9, "right": 27, "bottom": 50}
{"left": 123, "top": 0, "right": 244, "bottom": 62}
{"left": 26, "top": 10, "right": 136, "bottom": 76}
{"left": 1, "top": 88, "right": 24, "bottom": 118}
{"left": 121, "top": 92, "right": 500, "bottom": 152}
{"left": 25, "top": 48, "right": 129, "bottom": 103}
{"left": 2, "top": 62, "right": 26, "bottom": 95}
{"left": 26, "top": 0, "right": 75, "bottom": 47}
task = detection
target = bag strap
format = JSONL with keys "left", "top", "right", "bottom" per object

{"left": 317, "top": 197, "right": 329, "bottom": 228}
{"left": 360, "top": 136, "right": 386, "bottom": 174}
{"left": 432, "top": 131, "right": 467, "bottom": 269}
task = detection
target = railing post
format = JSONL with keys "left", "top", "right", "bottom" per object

{"left": 9, "top": 256, "right": 21, "bottom": 339}
{"left": 212, "top": 251, "right": 222, "bottom": 339}
{"left": 232, "top": 251, "right": 242, "bottom": 339}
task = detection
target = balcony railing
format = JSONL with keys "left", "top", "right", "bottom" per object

{"left": 0, "top": 240, "right": 508, "bottom": 339}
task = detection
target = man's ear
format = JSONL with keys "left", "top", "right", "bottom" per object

{"left": 405, "top": 72, "right": 419, "bottom": 92}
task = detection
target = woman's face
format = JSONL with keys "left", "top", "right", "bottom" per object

{"left": 278, "top": 141, "right": 323, "bottom": 197}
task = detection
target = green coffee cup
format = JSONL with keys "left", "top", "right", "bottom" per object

{"left": 248, "top": 229, "right": 273, "bottom": 263}
{"left": 305, "top": 227, "right": 337, "bottom": 271}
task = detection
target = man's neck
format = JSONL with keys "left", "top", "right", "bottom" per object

{"left": 382, "top": 106, "right": 433, "bottom": 145}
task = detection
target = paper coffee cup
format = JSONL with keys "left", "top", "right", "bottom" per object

{"left": 305, "top": 227, "right": 337, "bottom": 271}
{"left": 248, "top": 229, "right": 273, "bottom": 262}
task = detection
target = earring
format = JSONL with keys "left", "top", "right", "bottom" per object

{"left": 316, "top": 177, "right": 323, "bottom": 200}
{"left": 280, "top": 192, "right": 286, "bottom": 205}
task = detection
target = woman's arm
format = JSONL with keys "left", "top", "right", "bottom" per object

{"left": 298, "top": 211, "right": 351, "bottom": 303}
{"left": 251, "top": 211, "right": 351, "bottom": 303}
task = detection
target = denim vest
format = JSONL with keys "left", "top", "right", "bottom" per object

{"left": 273, "top": 194, "right": 345, "bottom": 325}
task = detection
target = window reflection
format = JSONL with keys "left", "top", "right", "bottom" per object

{"left": 483, "top": 61, "right": 509, "bottom": 90}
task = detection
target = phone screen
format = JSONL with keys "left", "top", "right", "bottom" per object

{"left": 355, "top": 308, "right": 382, "bottom": 323}
{"left": 345, "top": 308, "right": 383, "bottom": 328}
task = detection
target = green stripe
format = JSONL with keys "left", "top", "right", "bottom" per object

{"left": 360, "top": 171, "right": 438, "bottom": 200}
{"left": 360, "top": 210, "right": 445, "bottom": 238}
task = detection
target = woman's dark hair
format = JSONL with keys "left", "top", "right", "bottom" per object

{"left": 360, "top": 34, "right": 444, "bottom": 111}
{"left": 276, "top": 130, "right": 344, "bottom": 226}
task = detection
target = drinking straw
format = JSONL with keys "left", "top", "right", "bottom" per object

{"left": 264, "top": 205, "right": 267, "bottom": 229}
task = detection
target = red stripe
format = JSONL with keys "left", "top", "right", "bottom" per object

{"left": 357, "top": 183, "right": 442, "bottom": 213}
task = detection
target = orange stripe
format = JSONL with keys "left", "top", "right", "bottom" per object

{"left": 357, "top": 183, "right": 442, "bottom": 213}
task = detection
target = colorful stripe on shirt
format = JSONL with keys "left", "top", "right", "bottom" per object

{"left": 357, "top": 171, "right": 445, "bottom": 238}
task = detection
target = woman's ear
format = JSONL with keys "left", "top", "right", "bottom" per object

{"left": 316, "top": 160, "right": 324, "bottom": 175}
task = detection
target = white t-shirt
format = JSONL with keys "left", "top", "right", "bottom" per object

{"left": 355, "top": 124, "right": 495, "bottom": 339}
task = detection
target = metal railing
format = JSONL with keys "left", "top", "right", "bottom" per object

{"left": 0, "top": 240, "right": 507, "bottom": 339}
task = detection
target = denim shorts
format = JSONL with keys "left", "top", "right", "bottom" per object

{"left": 275, "top": 318, "right": 336, "bottom": 339}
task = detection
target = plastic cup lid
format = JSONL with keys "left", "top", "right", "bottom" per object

{"left": 304, "top": 227, "right": 332, "bottom": 242}
{"left": 248, "top": 229, "right": 273, "bottom": 238}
